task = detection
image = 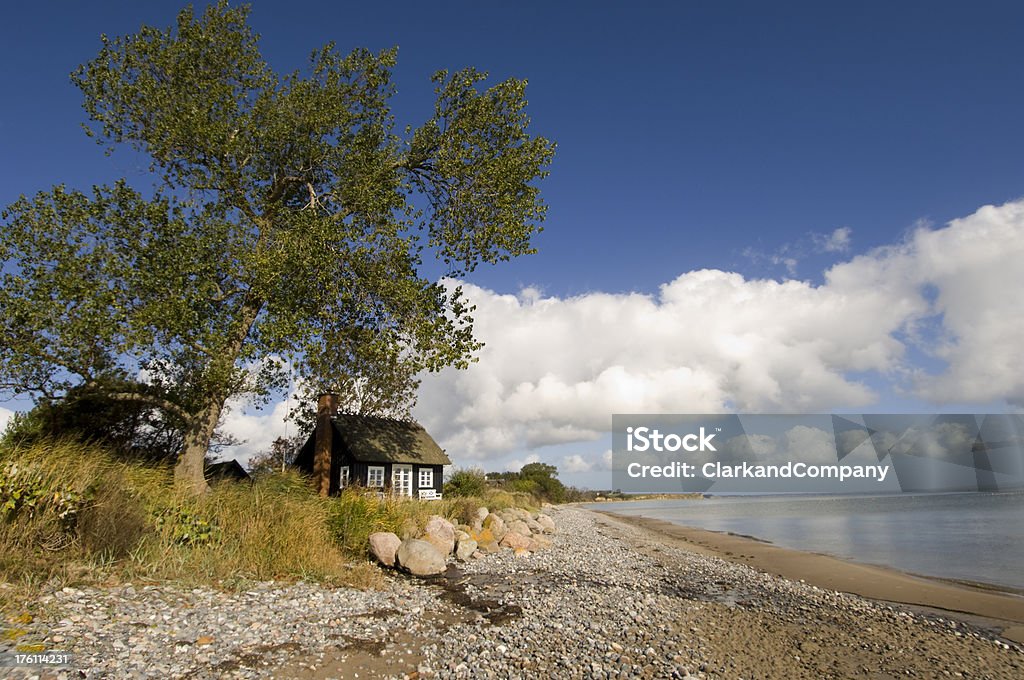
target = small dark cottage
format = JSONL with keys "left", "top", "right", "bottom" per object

{"left": 204, "top": 459, "right": 250, "bottom": 483}
{"left": 293, "top": 395, "right": 450, "bottom": 499}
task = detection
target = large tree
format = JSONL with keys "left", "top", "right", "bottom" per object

{"left": 0, "top": 2, "right": 554, "bottom": 492}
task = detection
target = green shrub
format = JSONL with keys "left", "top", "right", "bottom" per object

{"left": 444, "top": 467, "right": 488, "bottom": 498}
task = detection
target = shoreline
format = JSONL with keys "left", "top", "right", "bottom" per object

{"left": 593, "top": 508, "right": 1024, "bottom": 645}
{"left": 6, "top": 505, "right": 1024, "bottom": 678}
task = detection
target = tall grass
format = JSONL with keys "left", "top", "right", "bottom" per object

{"left": 0, "top": 440, "right": 537, "bottom": 620}
{"left": 0, "top": 442, "right": 363, "bottom": 603}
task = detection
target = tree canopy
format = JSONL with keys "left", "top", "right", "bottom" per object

{"left": 0, "top": 1, "right": 555, "bottom": 492}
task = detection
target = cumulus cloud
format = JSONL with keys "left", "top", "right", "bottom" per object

{"left": 903, "top": 203, "right": 1024, "bottom": 404}
{"left": 217, "top": 397, "right": 296, "bottom": 467}
{"left": 416, "top": 199, "right": 1024, "bottom": 462}
{"left": 561, "top": 450, "right": 614, "bottom": 473}
{"left": 416, "top": 269, "right": 914, "bottom": 459}
{"left": 0, "top": 407, "right": 13, "bottom": 433}
{"left": 503, "top": 453, "right": 540, "bottom": 472}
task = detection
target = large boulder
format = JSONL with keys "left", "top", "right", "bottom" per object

{"left": 368, "top": 532, "right": 402, "bottom": 567}
{"left": 507, "top": 519, "right": 531, "bottom": 537}
{"left": 482, "top": 514, "right": 507, "bottom": 542}
{"left": 396, "top": 539, "right": 446, "bottom": 577}
{"left": 455, "top": 537, "right": 478, "bottom": 561}
{"left": 535, "top": 514, "right": 556, "bottom": 533}
{"left": 423, "top": 515, "right": 455, "bottom": 556}
{"left": 468, "top": 526, "right": 495, "bottom": 545}
{"left": 499, "top": 531, "right": 531, "bottom": 551}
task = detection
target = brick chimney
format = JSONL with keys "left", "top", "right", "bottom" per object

{"left": 313, "top": 393, "right": 338, "bottom": 497}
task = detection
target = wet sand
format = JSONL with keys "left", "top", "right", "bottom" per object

{"left": 595, "top": 510, "right": 1024, "bottom": 644}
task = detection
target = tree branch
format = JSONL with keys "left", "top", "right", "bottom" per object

{"left": 98, "top": 389, "right": 193, "bottom": 423}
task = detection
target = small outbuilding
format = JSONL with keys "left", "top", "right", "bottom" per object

{"left": 204, "top": 459, "right": 250, "bottom": 483}
{"left": 293, "top": 395, "right": 450, "bottom": 499}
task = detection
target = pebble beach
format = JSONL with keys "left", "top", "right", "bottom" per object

{"left": 4, "top": 506, "right": 1023, "bottom": 679}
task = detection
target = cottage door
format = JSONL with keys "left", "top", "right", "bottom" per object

{"left": 392, "top": 464, "right": 413, "bottom": 497}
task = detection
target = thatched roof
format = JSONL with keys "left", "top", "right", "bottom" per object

{"left": 332, "top": 413, "right": 451, "bottom": 466}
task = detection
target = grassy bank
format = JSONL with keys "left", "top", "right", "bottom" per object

{"left": 0, "top": 441, "right": 536, "bottom": 620}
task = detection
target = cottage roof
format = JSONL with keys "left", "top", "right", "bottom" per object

{"left": 331, "top": 413, "right": 451, "bottom": 466}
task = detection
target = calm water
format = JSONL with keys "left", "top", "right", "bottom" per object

{"left": 585, "top": 491, "right": 1024, "bottom": 591}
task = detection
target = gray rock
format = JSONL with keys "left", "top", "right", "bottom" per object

{"left": 455, "top": 538, "right": 478, "bottom": 561}
{"left": 423, "top": 514, "right": 455, "bottom": 556}
{"left": 536, "top": 514, "right": 556, "bottom": 533}
{"left": 368, "top": 531, "right": 402, "bottom": 567}
{"left": 508, "top": 519, "right": 532, "bottom": 537}
{"left": 396, "top": 539, "right": 447, "bottom": 576}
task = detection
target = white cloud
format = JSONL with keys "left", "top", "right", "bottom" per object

{"left": 217, "top": 398, "right": 296, "bottom": 467}
{"left": 0, "top": 407, "right": 14, "bottom": 433}
{"left": 561, "top": 450, "right": 613, "bottom": 473}
{"left": 416, "top": 269, "right": 909, "bottom": 459}
{"left": 416, "top": 198, "right": 1024, "bottom": 462}
{"left": 504, "top": 453, "right": 540, "bottom": 472}
{"left": 815, "top": 226, "right": 852, "bottom": 253}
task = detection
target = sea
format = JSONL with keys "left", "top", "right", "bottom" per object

{"left": 584, "top": 490, "right": 1024, "bottom": 592}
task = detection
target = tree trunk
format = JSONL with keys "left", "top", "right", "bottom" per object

{"left": 174, "top": 402, "right": 224, "bottom": 494}
{"left": 173, "top": 292, "right": 264, "bottom": 494}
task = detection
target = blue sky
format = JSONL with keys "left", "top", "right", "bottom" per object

{"left": 2, "top": 1, "right": 1024, "bottom": 487}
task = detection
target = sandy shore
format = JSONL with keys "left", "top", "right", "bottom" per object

{"left": 594, "top": 510, "right": 1024, "bottom": 645}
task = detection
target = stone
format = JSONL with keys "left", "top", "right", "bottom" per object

{"left": 483, "top": 513, "right": 507, "bottom": 541}
{"left": 475, "top": 506, "right": 490, "bottom": 522}
{"left": 528, "top": 535, "right": 553, "bottom": 551}
{"left": 368, "top": 532, "right": 402, "bottom": 567}
{"left": 536, "top": 514, "right": 556, "bottom": 533}
{"left": 455, "top": 538, "right": 478, "bottom": 561}
{"left": 468, "top": 526, "right": 495, "bottom": 544}
{"left": 396, "top": 539, "right": 446, "bottom": 577}
{"left": 499, "top": 531, "right": 531, "bottom": 551}
{"left": 508, "top": 519, "right": 531, "bottom": 537}
{"left": 423, "top": 515, "right": 456, "bottom": 556}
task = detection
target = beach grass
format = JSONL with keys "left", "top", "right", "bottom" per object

{"left": 0, "top": 440, "right": 534, "bottom": 621}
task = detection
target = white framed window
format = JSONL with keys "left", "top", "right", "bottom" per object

{"left": 418, "top": 467, "right": 434, "bottom": 489}
{"left": 367, "top": 466, "right": 385, "bottom": 488}
{"left": 339, "top": 466, "right": 350, "bottom": 488}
